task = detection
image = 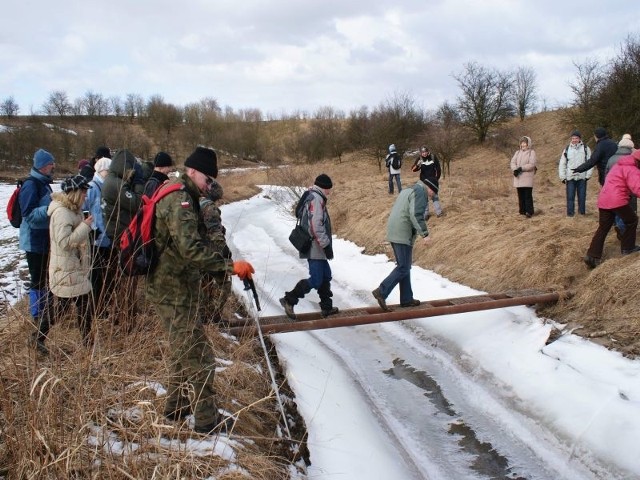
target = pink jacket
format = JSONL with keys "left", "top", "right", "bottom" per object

{"left": 597, "top": 155, "right": 640, "bottom": 209}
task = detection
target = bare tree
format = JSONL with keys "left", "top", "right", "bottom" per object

{"left": 0, "top": 96, "right": 19, "bottom": 117}
{"left": 591, "top": 36, "right": 640, "bottom": 137}
{"left": 124, "top": 93, "right": 145, "bottom": 120}
{"left": 83, "top": 91, "right": 102, "bottom": 116}
{"left": 110, "top": 96, "right": 123, "bottom": 116}
{"left": 423, "top": 102, "right": 467, "bottom": 176}
{"left": 513, "top": 66, "right": 538, "bottom": 121}
{"left": 43, "top": 90, "right": 72, "bottom": 117}
{"left": 454, "top": 62, "right": 514, "bottom": 142}
{"left": 146, "top": 95, "right": 183, "bottom": 137}
{"left": 568, "top": 58, "right": 605, "bottom": 114}
{"left": 71, "top": 97, "right": 85, "bottom": 116}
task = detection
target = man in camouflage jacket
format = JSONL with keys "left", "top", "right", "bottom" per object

{"left": 199, "top": 179, "right": 233, "bottom": 323}
{"left": 146, "top": 147, "right": 254, "bottom": 434}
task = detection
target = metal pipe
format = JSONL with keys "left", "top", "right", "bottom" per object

{"left": 224, "top": 291, "right": 560, "bottom": 337}
{"left": 224, "top": 291, "right": 530, "bottom": 327}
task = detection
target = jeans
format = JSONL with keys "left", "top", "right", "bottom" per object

{"left": 388, "top": 174, "right": 402, "bottom": 194}
{"left": 566, "top": 179, "right": 587, "bottom": 216}
{"left": 378, "top": 242, "right": 414, "bottom": 304}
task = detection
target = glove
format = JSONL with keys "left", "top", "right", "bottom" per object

{"left": 562, "top": 179, "right": 567, "bottom": 184}
{"left": 233, "top": 260, "right": 254, "bottom": 280}
{"left": 513, "top": 167, "right": 523, "bottom": 177}
{"left": 323, "top": 246, "right": 334, "bottom": 260}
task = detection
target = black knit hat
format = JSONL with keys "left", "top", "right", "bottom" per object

{"left": 154, "top": 151, "right": 174, "bottom": 167}
{"left": 95, "top": 146, "right": 111, "bottom": 159}
{"left": 185, "top": 147, "right": 218, "bottom": 178}
{"left": 570, "top": 130, "right": 581, "bottom": 138}
{"left": 314, "top": 173, "right": 333, "bottom": 189}
{"left": 594, "top": 127, "right": 607, "bottom": 139}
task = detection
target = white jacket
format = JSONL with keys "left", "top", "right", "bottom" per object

{"left": 559, "top": 142, "right": 593, "bottom": 181}
{"left": 47, "top": 192, "right": 92, "bottom": 298}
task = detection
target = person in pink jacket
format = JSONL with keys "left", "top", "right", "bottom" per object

{"left": 510, "top": 136, "right": 537, "bottom": 217}
{"left": 584, "top": 149, "right": 640, "bottom": 268}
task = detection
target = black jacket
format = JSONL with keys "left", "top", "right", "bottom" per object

{"left": 574, "top": 137, "right": 618, "bottom": 185}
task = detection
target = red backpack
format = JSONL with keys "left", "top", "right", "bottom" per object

{"left": 119, "top": 183, "right": 184, "bottom": 276}
{"left": 6, "top": 179, "right": 27, "bottom": 228}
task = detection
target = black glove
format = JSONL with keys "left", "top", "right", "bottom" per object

{"left": 562, "top": 179, "right": 567, "bottom": 184}
{"left": 323, "top": 245, "right": 334, "bottom": 260}
{"left": 513, "top": 167, "right": 523, "bottom": 177}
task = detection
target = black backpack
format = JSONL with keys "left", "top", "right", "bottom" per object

{"left": 294, "top": 189, "right": 312, "bottom": 219}
{"left": 563, "top": 144, "right": 588, "bottom": 162}
{"left": 391, "top": 153, "right": 401, "bottom": 170}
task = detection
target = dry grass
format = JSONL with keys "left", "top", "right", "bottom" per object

{"left": 3, "top": 109, "right": 640, "bottom": 477}
{"left": 221, "top": 110, "right": 640, "bottom": 358}
{"left": 0, "top": 286, "right": 304, "bottom": 478}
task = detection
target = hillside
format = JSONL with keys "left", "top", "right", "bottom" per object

{"left": 1, "top": 109, "right": 638, "bottom": 477}
{"left": 223, "top": 109, "right": 640, "bottom": 357}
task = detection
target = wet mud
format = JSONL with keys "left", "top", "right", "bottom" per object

{"left": 383, "top": 358, "right": 527, "bottom": 480}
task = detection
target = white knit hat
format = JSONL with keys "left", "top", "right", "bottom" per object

{"left": 94, "top": 157, "right": 112, "bottom": 173}
{"left": 618, "top": 134, "right": 634, "bottom": 149}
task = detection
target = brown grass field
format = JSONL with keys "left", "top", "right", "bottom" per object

{"left": 1, "top": 109, "right": 638, "bottom": 477}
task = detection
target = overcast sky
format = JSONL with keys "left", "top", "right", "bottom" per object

{"left": 2, "top": 0, "right": 638, "bottom": 117}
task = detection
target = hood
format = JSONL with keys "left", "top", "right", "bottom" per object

{"left": 617, "top": 155, "right": 638, "bottom": 168}
{"left": 29, "top": 167, "right": 54, "bottom": 184}
{"left": 109, "top": 149, "right": 137, "bottom": 179}
{"left": 520, "top": 136, "right": 533, "bottom": 148}
{"left": 48, "top": 192, "right": 80, "bottom": 216}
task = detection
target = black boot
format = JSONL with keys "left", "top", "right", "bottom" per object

{"left": 318, "top": 281, "right": 338, "bottom": 317}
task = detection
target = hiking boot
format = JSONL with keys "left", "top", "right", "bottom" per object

{"left": 321, "top": 307, "right": 340, "bottom": 317}
{"left": 621, "top": 245, "right": 640, "bottom": 255}
{"left": 400, "top": 299, "right": 421, "bottom": 307}
{"left": 372, "top": 288, "right": 390, "bottom": 311}
{"left": 35, "top": 340, "right": 49, "bottom": 356}
{"left": 279, "top": 297, "right": 296, "bottom": 320}
{"left": 583, "top": 255, "right": 601, "bottom": 269}
{"left": 194, "top": 415, "right": 236, "bottom": 435}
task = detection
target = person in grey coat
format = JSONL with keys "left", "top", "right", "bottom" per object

{"left": 280, "top": 174, "right": 339, "bottom": 320}
{"left": 372, "top": 180, "right": 431, "bottom": 310}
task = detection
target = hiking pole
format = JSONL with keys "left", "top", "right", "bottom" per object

{"left": 243, "top": 279, "right": 291, "bottom": 440}
{"left": 243, "top": 278, "right": 261, "bottom": 311}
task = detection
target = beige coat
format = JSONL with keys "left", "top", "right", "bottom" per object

{"left": 510, "top": 137, "right": 537, "bottom": 188}
{"left": 47, "top": 192, "right": 92, "bottom": 298}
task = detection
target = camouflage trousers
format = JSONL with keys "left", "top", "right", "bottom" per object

{"left": 155, "top": 301, "right": 218, "bottom": 430}
{"left": 200, "top": 272, "right": 231, "bottom": 323}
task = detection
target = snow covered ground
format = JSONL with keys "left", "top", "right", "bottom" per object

{"left": 223, "top": 185, "right": 640, "bottom": 479}
{"left": 2, "top": 181, "right": 639, "bottom": 479}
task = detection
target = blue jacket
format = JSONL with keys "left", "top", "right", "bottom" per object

{"left": 18, "top": 168, "right": 53, "bottom": 253}
{"left": 82, "top": 173, "right": 111, "bottom": 248}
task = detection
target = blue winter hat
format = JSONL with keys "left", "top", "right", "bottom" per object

{"left": 33, "top": 149, "right": 55, "bottom": 169}
{"left": 389, "top": 144, "right": 396, "bottom": 153}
